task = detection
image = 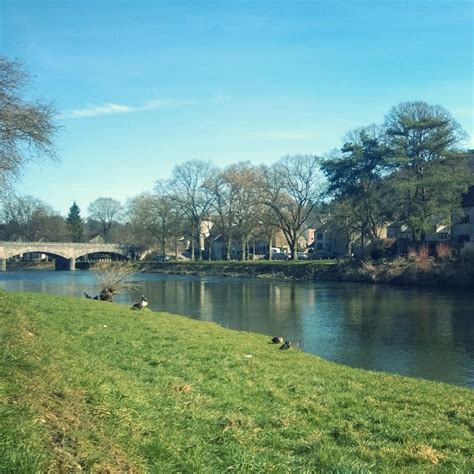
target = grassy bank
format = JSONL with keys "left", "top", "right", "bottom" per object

{"left": 146, "top": 258, "right": 474, "bottom": 288}
{"left": 1, "top": 291, "right": 473, "bottom": 472}
{"left": 145, "top": 260, "right": 337, "bottom": 281}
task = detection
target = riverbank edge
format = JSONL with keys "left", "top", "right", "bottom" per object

{"left": 1, "top": 290, "right": 473, "bottom": 471}
{"left": 144, "top": 259, "right": 474, "bottom": 289}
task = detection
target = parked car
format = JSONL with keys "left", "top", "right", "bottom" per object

{"left": 297, "top": 252, "right": 308, "bottom": 260}
{"left": 271, "top": 252, "right": 290, "bottom": 260}
{"left": 181, "top": 248, "right": 209, "bottom": 260}
{"left": 308, "top": 250, "right": 338, "bottom": 260}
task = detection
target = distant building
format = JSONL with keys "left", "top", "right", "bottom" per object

{"left": 387, "top": 224, "right": 450, "bottom": 243}
{"left": 307, "top": 222, "right": 349, "bottom": 257}
{"left": 452, "top": 186, "right": 474, "bottom": 250}
{"left": 89, "top": 235, "right": 105, "bottom": 244}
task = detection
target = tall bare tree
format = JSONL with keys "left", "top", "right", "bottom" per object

{"left": 87, "top": 197, "right": 122, "bottom": 242}
{"left": 210, "top": 162, "right": 260, "bottom": 260}
{"left": 260, "top": 155, "right": 325, "bottom": 259}
{"left": 253, "top": 204, "right": 280, "bottom": 260}
{"left": 127, "top": 192, "right": 184, "bottom": 258}
{"left": 0, "top": 56, "right": 58, "bottom": 189}
{"left": 158, "top": 160, "right": 216, "bottom": 260}
{"left": 209, "top": 170, "right": 239, "bottom": 260}
{"left": 228, "top": 162, "right": 261, "bottom": 260}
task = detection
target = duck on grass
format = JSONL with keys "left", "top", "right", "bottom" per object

{"left": 131, "top": 295, "right": 148, "bottom": 310}
{"left": 270, "top": 336, "right": 292, "bottom": 350}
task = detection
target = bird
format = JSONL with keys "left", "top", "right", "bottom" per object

{"left": 99, "top": 288, "right": 114, "bottom": 302}
{"left": 131, "top": 295, "right": 148, "bottom": 310}
{"left": 84, "top": 292, "right": 99, "bottom": 300}
{"left": 271, "top": 336, "right": 284, "bottom": 344}
{"left": 279, "top": 340, "right": 292, "bottom": 350}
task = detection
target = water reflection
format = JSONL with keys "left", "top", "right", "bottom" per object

{"left": 0, "top": 271, "right": 472, "bottom": 387}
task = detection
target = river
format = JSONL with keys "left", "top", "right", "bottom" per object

{"left": 1, "top": 270, "right": 473, "bottom": 388}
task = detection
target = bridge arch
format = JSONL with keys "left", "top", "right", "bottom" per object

{"left": 1, "top": 250, "right": 76, "bottom": 271}
{"left": 0, "top": 241, "right": 136, "bottom": 271}
{"left": 1, "top": 246, "right": 70, "bottom": 260}
{"left": 74, "top": 250, "right": 130, "bottom": 261}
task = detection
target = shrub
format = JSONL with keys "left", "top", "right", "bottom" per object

{"left": 91, "top": 261, "right": 141, "bottom": 300}
{"left": 459, "top": 246, "right": 474, "bottom": 261}
{"left": 408, "top": 248, "right": 417, "bottom": 260}
{"left": 435, "top": 243, "right": 452, "bottom": 261}
{"left": 414, "top": 245, "right": 430, "bottom": 270}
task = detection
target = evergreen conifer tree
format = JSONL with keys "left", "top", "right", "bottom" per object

{"left": 66, "top": 201, "right": 84, "bottom": 242}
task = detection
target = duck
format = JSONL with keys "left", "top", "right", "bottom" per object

{"left": 84, "top": 292, "right": 99, "bottom": 300}
{"left": 131, "top": 295, "right": 148, "bottom": 310}
{"left": 279, "top": 340, "right": 292, "bottom": 350}
{"left": 99, "top": 288, "right": 114, "bottom": 302}
{"left": 271, "top": 336, "right": 284, "bottom": 344}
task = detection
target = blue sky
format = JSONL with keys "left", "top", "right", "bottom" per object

{"left": 1, "top": 0, "right": 472, "bottom": 214}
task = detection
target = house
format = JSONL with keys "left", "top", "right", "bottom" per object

{"left": 307, "top": 222, "right": 350, "bottom": 257}
{"left": 301, "top": 228, "right": 315, "bottom": 248}
{"left": 387, "top": 224, "right": 450, "bottom": 242}
{"left": 452, "top": 186, "right": 474, "bottom": 250}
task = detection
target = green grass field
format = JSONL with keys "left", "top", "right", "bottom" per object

{"left": 1, "top": 290, "right": 472, "bottom": 472}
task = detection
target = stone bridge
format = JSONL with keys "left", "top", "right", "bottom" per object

{"left": 0, "top": 242, "right": 135, "bottom": 271}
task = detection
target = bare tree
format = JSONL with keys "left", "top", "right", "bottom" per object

{"left": 158, "top": 160, "right": 217, "bottom": 260}
{"left": 209, "top": 170, "right": 239, "bottom": 260}
{"left": 0, "top": 193, "right": 67, "bottom": 241}
{"left": 225, "top": 162, "right": 261, "bottom": 260}
{"left": 253, "top": 204, "right": 280, "bottom": 260}
{"left": 0, "top": 56, "right": 58, "bottom": 189}
{"left": 260, "top": 155, "right": 325, "bottom": 260}
{"left": 87, "top": 197, "right": 122, "bottom": 242}
{"left": 127, "top": 192, "right": 184, "bottom": 258}
{"left": 89, "top": 261, "right": 140, "bottom": 301}
{"left": 210, "top": 162, "right": 260, "bottom": 260}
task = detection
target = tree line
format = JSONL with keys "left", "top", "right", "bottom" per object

{"left": 1, "top": 55, "right": 472, "bottom": 260}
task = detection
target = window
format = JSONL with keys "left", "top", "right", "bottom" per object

{"left": 316, "top": 243, "right": 323, "bottom": 250}
{"left": 316, "top": 233, "right": 323, "bottom": 240}
{"left": 458, "top": 235, "right": 471, "bottom": 243}
{"left": 460, "top": 215, "right": 470, "bottom": 224}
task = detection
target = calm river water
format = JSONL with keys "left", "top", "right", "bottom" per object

{"left": 1, "top": 270, "right": 473, "bottom": 388}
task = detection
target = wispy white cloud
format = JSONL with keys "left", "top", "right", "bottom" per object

{"left": 64, "top": 103, "right": 133, "bottom": 118}
{"left": 61, "top": 98, "right": 193, "bottom": 119}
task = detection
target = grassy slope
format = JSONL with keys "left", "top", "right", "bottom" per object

{"left": 0, "top": 290, "right": 472, "bottom": 472}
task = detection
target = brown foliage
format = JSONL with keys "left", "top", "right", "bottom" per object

{"left": 435, "top": 242, "right": 452, "bottom": 260}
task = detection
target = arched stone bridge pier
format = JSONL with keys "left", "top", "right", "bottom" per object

{"left": 0, "top": 242, "right": 135, "bottom": 271}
